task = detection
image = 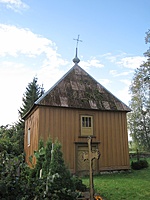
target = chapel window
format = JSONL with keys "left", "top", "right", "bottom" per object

{"left": 28, "top": 128, "right": 30, "bottom": 147}
{"left": 81, "top": 115, "right": 93, "bottom": 136}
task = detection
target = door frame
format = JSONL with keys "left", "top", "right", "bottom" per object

{"left": 75, "top": 142, "right": 100, "bottom": 174}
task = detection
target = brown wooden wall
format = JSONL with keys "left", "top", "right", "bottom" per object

{"left": 24, "top": 108, "right": 40, "bottom": 166}
{"left": 24, "top": 106, "right": 130, "bottom": 172}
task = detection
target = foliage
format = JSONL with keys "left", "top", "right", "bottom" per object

{"left": 144, "top": 29, "right": 150, "bottom": 57}
{"left": 49, "top": 140, "right": 78, "bottom": 199}
{"left": 50, "top": 140, "right": 74, "bottom": 188}
{"left": 82, "top": 158, "right": 150, "bottom": 200}
{"left": 128, "top": 30, "right": 150, "bottom": 151}
{"left": 131, "top": 159, "right": 149, "bottom": 170}
{"left": 28, "top": 139, "right": 85, "bottom": 199}
{"left": 72, "top": 175, "right": 87, "bottom": 192}
{"left": 0, "top": 138, "right": 86, "bottom": 199}
{"left": 0, "top": 152, "right": 30, "bottom": 200}
{"left": 128, "top": 141, "right": 137, "bottom": 152}
{"left": 0, "top": 76, "right": 86, "bottom": 199}
{"left": 0, "top": 77, "right": 45, "bottom": 159}
{"left": 0, "top": 77, "right": 45, "bottom": 199}
{"left": 1, "top": 76, "right": 82, "bottom": 199}
{"left": 0, "top": 125, "right": 23, "bottom": 156}
{"left": 16, "top": 77, "right": 45, "bottom": 153}
{"left": 18, "top": 77, "right": 44, "bottom": 119}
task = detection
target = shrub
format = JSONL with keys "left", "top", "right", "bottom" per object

{"left": 0, "top": 152, "right": 30, "bottom": 200}
{"left": 29, "top": 139, "right": 86, "bottom": 199}
{"left": 49, "top": 140, "right": 77, "bottom": 199}
{"left": 139, "top": 160, "right": 149, "bottom": 168}
{"left": 0, "top": 138, "right": 87, "bottom": 199}
{"left": 131, "top": 160, "right": 149, "bottom": 170}
{"left": 72, "top": 175, "right": 87, "bottom": 192}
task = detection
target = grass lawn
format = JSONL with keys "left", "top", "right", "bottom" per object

{"left": 82, "top": 159, "right": 150, "bottom": 200}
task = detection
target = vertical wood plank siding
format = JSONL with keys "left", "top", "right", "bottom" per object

{"left": 24, "top": 106, "right": 130, "bottom": 172}
{"left": 24, "top": 108, "right": 39, "bottom": 166}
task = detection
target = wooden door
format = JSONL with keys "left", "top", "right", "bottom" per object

{"left": 77, "top": 145, "right": 97, "bottom": 173}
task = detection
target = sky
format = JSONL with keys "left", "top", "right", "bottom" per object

{"left": 0, "top": 0, "right": 150, "bottom": 126}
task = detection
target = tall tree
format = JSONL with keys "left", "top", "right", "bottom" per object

{"left": 17, "top": 77, "right": 44, "bottom": 153}
{"left": 19, "top": 77, "right": 44, "bottom": 119}
{"left": 128, "top": 31, "right": 150, "bottom": 151}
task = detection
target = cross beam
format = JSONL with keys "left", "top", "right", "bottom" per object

{"left": 73, "top": 34, "right": 82, "bottom": 48}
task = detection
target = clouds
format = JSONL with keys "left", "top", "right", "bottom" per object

{"left": 0, "top": 0, "right": 29, "bottom": 12}
{"left": 117, "top": 56, "right": 146, "bottom": 69}
{"left": 106, "top": 54, "right": 145, "bottom": 103}
{"left": 0, "top": 24, "right": 69, "bottom": 125}
{"left": 109, "top": 70, "right": 133, "bottom": 77}
{"left": 0, "top": 24, "right": 145, "bottom": 73}
{"left": 80, "top": 58, "right": 104, "bottom": 70}
{"left": 98, "top": 52, "right": 146, "bottom": 105}
{"left": 102, "top": 52, "right": 145, "bottom": 70}
{"left": 0, "top": 61, "right": 34, "bottom": 125}
{"left": 0, "top": 23, "right": 69, "bottom": 93}
{"left": 0, "top": 23, "right": 70, "bottom": 83}
{"left": 103, "top": 53, "right": 145, "bottom": 78}
{"left": 0, "top": 24, "right": 68, "bottom": 68}
{"left": 0, "top": 23, "right": 146, "bottom": 125}
{"left": 0, "top": 24, "right": 53, "bottom": 57}
{"left": 98, "top": 78, "right": 112, "bottom": 87}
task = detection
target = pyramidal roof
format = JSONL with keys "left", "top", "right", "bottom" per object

{"left": 35, "top": 63, "right": 131, "bottom": 112}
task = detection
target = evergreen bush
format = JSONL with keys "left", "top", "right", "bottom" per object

{"left": 49, "top": 140, "right": 77, "bottom": 199}
{"left": 0, "top": 138, "right": 86, "bottom": 199}
{"left": 72, "top": 175, "right": 87, "bottom": 192}
{"left": 131, "top": 159, "right": 149, "bottom": 170}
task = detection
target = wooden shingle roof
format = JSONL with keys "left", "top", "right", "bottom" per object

{"left": 35, "top": 64, "right": 131, "bottom": 112}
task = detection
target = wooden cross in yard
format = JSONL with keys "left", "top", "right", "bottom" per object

{"left": 83, "top": 137, "right": 101, "bottom": 200}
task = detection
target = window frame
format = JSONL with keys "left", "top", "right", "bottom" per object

{"left": 80, "top": 115, "right": 93, "bottom": 136}
{"left": 27, "top": 128, "right": 30, "bottom": 147}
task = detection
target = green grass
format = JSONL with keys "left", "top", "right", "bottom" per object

{"left": 82, "top": 159, "right": 150, "bottom": 200}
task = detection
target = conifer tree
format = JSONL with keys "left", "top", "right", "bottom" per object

{"left": 49, "top": 140, "right": 76, "bottom": 199}
{"left": 29, "top": 139, "right": 77, "bottom": 199}
{"left": 19, "top": 77, "right": 44, "bottom": 119}
{"left": 42, "top": 139, "right": 52, "bottom": 176}
{"left": 16, "top": 77, "right": 44, "bottom": 153}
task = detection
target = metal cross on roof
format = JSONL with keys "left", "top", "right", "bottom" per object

{"left": 73, "top": 35, "right": 82, "bottom": 64}
{"left": 73, "top": 34, "right": 82, "bottom": 48}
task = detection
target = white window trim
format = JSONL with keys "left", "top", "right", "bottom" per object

{"left": 28, "top": 128, "right": 30, "bottom": 147}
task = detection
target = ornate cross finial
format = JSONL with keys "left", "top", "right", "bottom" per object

{"left": 73, "top": 35, "right": 82, "bottom": 64}
{"left": 73, "top": 34, "right": 82, "bottom": 48}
